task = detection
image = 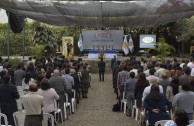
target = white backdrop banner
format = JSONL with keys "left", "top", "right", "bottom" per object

{"left": 82, "top": 30, "right": 124, "bottom": 51}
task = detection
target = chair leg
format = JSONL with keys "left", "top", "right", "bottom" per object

{"left": 120, "top": 102, "right": 122, "bottom": 112}
{"left": 72, "top": 100, "right": 75, "bottom": 113}
{"left": 124, "top": 102, "right": 127, "bottom": 114}
{"left": 132, "top": 106, "right": 134, "bottom": 118}
{"left": 135, "top": 109, "right": 138, "bottom": 120}
{"left": 60, "top": 112, "right": 63, "bottom": 123}
{"left": 69, "top": 105, "right": 72, "bottom": 115}
{"left": 54, "top": 113, "right": 56, "bottom": 121}
{"left": 64, "top": 104, "right": 67, "bottom": 119}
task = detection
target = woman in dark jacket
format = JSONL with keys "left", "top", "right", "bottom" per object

{"left": 134, "top": 72, "right": 149, "bottom": 119}
{"left": 144, "top": 84, "right": 168, "bottom": 126}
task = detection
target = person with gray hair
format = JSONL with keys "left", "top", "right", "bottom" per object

{"left": 49, "top": 69, "right": 67, "bottom": 121}
{"left": 22, "top": 83, "right": 43, "bottom": 126}
{"left": 142, "top": 77, "right": 163, "bottom": 108}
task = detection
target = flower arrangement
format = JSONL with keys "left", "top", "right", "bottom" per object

{"left": 98, "top": 51, "right": 105, "bottom": 59}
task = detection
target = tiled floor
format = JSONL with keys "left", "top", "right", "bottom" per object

{"left": 59, "top": 74, "right": 139, "bottom": 126}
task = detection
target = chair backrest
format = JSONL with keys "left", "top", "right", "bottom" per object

{"left": 42, "top": 113, "right": 54, "bottom": 126}
{"left": 0, "top": 113, "right": 8, "bottom": 126}
{"left": 13, "top": 111, "right": 25, "bottom": 126}
{"left": 71, "top": 89, "right": 76, "bottom": 99}
{"left": 17, "top": 86, "right": 23, "bottom": 92}
{"left": 189, "top": 120, "right": 194, "bottom": 124}
{"left": 64, "top": 93, "right": 69, "bottom": 103}
{"left": 77, "top": 72, "right": 82, "bottom": 81}
{"left": 17, "top": 98, "right": 23, "bottom": 111}
{"left": 155, "top": 120, "right": 170, "bottom": 126}
{"left": 54, "top": 99, "right": 59, "bottom": 110}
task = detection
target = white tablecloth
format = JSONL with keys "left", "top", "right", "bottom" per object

{"left": 88, "top": 53, "right": 117, "bottom": 59}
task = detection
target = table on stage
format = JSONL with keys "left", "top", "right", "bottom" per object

{"left": 88, "top": 50, "right": 117, "bottom": 59}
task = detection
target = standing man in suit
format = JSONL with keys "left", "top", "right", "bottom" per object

{"left": 14, "top": 64, "right": 25, "bottom": 86}
{"left": 179, "top": 67, "right": 191, "bottom": 85}
{"left": 98, "top": 58, "right": 105, "bottom": 81}
{"left": 0, "top": 74, "right": 20, "bottom": 125}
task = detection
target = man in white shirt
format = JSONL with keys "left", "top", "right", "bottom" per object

{"left": 142, "top": 77, "right": 163, "bottom": 104}
{"left": 146, "top": 68, "right": 159, "bottom": 83}
{"left": 187, "top": 58, "right": 193, "bottom": 67}
{"left": 180, "top": 60, "right": 185, "bottom": 69}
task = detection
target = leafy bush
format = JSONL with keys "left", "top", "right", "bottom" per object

{"left": 9, "top": 57, "right": 21, "bottom": 68}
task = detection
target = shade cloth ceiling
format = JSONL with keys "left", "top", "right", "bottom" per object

{"left": 0, "top": 0, "right": 194, "bottom": 28}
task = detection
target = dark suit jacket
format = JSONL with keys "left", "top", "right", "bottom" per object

{"left": 179, "top": 74, "right": 190, "bottom": 85}
{"left": 0, "top": 83, "right": 19, "bottom": 114}
{"left": 98, "top": 61, "right": 105, "bottom": 72}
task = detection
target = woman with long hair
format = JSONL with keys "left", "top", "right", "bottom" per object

{"left": 22, "top": 72, "right": 34, "bottom": 92}
{"left": 166, "top": 76, "right": 179, "bottom": 112}
{"left": 134, "top": 72, "right": 149, "bottom": 119}
{"left": 164, "top": 108, "right": 190, "bottom": 126}
{"left": 144, "top": 84, "right": 168, "bottom": 126}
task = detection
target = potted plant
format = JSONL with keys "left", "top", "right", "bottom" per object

{"left": 147, "top": 38, "right": 176, "bottom": 63}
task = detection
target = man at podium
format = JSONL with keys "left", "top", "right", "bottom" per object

{"left": 67, "top": 40, "right": 73, "bottom": 56}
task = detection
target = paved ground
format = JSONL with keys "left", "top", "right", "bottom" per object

{"left": 59, "top": 74, "right": 139, "bottom": 126}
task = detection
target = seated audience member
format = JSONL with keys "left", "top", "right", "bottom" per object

{"left": 124, "top": 72, "right": 137, "bottom": 116}
{"left": 164, "top": 108, "right": 190, "bottom": 126}
{"left": 37, "top": 78, "right": 59, "bottom": 116}
{"left": 144, "top": 84, "right": 168, "bottom": 126}
{"left": 0, "top": 74, "right": 19, "bottom": 125}
{"left": 166, "top": 76, "right": 179, "bottom": 112}
{"left": 172, "top": 83, "right": 194, "bottom": 120}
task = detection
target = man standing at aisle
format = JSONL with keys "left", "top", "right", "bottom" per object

{"left": 98, "top": 58, "right": 105, "bottom": 81}
{"left": 0, "top": 74, "right": 19, "bottom": 125}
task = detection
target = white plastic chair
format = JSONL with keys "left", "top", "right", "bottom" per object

{"left": 54, "top": 100, "right": 63, "bottom": 123}
{"left": 120, "top": 92, "right": 127, "bottom": 113}
{"left": 155, "top": 120, "right": 170, "bottom": 126}
{"left": 0, "top": 113, "right": 10, "bottom": 126}
{"left": 42, "top": 113, "right": 54, "bottom": 126}
{"left": 64, "top": 93, "right": 71, "bottom": 119}
{"left": 13, "top": 111, "right": 25, "bottom": 126}
{"left": 132, "top": 100, "right": 138, "bottom": 120}
{"left": 71, "top": 89, "right": 76, "bottom": 113}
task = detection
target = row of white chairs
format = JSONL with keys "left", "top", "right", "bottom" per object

{"left": 0, "top": 112, "right": 54, "bottom": 126}
{"left": 16, "top": 87, "right": 77, "bottom": 124}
